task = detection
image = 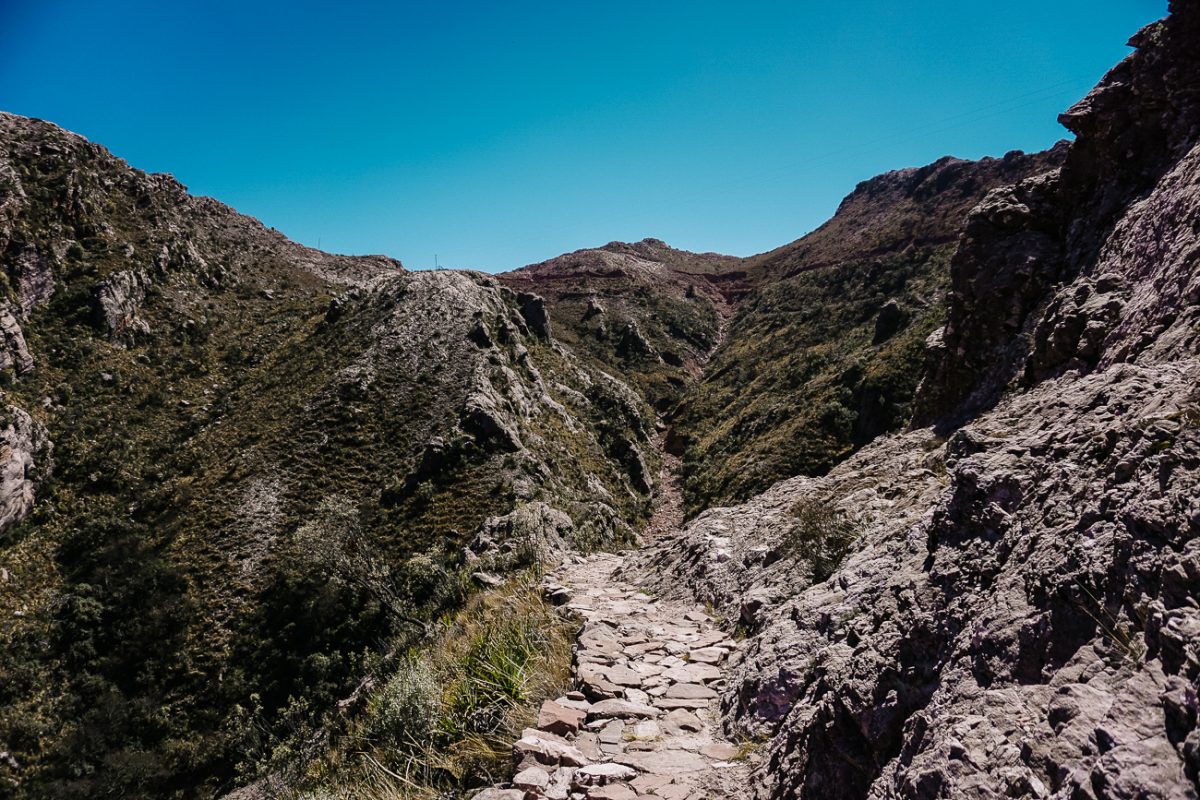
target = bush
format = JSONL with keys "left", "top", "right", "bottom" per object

{"left": 779, "top": 499, "right": 860, "bottom": 584}
{"left": 363, "top": 656, "right": 439, "bottom": 753}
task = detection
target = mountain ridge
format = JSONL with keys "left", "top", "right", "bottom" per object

{"left": 1, "top": 5, "right": 1198, "bottom": 797}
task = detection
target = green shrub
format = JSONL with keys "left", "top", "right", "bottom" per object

{"left": 363, "top": 656, "right": 439, "bottom": 753}
{"left": 779, "top": 499, "right": 860, "bottom": 584}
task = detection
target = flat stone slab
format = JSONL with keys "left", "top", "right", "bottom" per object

{"left": 574, "top": 761, "right": 638, "bottom": 785}
{"left": 513, "top": 764, "right": 551, "bottom": 791}
{"left": 701, "top": 742, "right": 741, "bottom": 761}
{"left": 687, "top": 647, "right": 728, "bottom": 664}
{"left": 616, "top": 749, "right": 708, "bottom": 775}
{"left": 589, "top": 698, "right": 661, "bottom": 720}
{"left": 664, "top": 682, "right": 718, "bottom": 700}
{"left": 662, "top": 709, "right": 704, "bottom": 734}
{"left": 589, "top": 785, "right": 638, "bottom": 800}
{"left": 661, "top": 663, "right": 722, "bottom": 684}
{"left": 653, "top": 697, "right": 711, "bottom": 710}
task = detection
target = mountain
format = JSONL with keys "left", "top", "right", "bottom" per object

{"left": 2, "top": 3, "right": 1198, "bottom": 798}
{"left": 630, "top": 4, "right": 1200, "bottom": 798}
{"left": 501, "top": 238, "right": 745, "bottom": 411}
{"left": 670, "top": 146, "right": 1068, "bottom": 513}
{"left": 0, "top": 113, "right": 656, "bottom": 798}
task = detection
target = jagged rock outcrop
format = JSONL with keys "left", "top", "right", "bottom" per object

{"left": 630, "top": 5, "right": 1200, "bottom": 798}
{"left": 468, "top": 501, "right": 575, "bottom": 569}
{"left": 95, "top": 268, "right": 151, "bottom": 341}
{"left": 0, "top": 401, "right": 51, "bottom": 533}
{"left": 0, "top": 303, "right": 33, "bottom": 374}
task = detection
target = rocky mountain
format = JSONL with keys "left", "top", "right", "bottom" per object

{"left": 629, "top": 3, "right": 1200, "bottom": 798}
{"left": 0, "top": 114, "right": 657, "bottom": 798}
{"left": 669, "top": 145, "right": 1068, "bottom": 514}
{"left": 501, "top": 238, "right": 745, "bottom": 411}
{"left": 2, "top": 3, "right": 1198, "bottom": 799}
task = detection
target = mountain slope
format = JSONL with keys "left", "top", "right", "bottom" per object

{"left": 630, "top": 4, "right": 1200, "bottom": 798}
{"left": 671, "top": 145, "right": 1067, "bottom": 514}
{"left": 0, "top": 114, "right": 656, "bottom": 799}
{"left": 501, "top": 238, "right": 745, "bottom": 411}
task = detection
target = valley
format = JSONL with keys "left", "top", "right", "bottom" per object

{"left": 1, "top": 4, "right": 1199, "bottom": 800}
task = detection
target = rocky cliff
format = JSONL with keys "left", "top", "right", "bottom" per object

{"left": 630, "top": 4, "right": 1200, "bottom": 798}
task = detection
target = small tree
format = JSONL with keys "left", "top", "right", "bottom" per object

{"left": 779, "top": 499, "right": 860, "bottom": 584}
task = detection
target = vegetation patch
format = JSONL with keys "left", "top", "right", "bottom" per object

{"left": 778, "top": 499, "right": 861, "bottom": 584}
{"left": 299, "top": 571, "right": 576, "bottom": 799}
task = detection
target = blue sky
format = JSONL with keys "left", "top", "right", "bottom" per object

{"left": 1, "top": 1, "right": 1166, "bottom": 271}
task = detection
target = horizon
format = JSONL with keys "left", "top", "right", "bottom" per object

{"left": 1, "top": 0, "right": 1166, "bottom": 271}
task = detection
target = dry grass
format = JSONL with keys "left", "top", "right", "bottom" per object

{"left": 302, "top": 570, "right": 576, "bottom": 798}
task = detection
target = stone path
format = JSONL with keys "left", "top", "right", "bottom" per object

{"left": 475, "top": 447, "right": 753, "bottom": 800}
{"left": 476, "top": 555, "right": 752, "bottom": 799}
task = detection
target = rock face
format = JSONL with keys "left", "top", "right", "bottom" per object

{"left": 0, "top": 401, "right": 51, "bottom": 533}
{"left": 629, "top": 5, "right": 1200, "bottom": 799}
{"left": 95, "top": 268, "right": 151, "bottom": 341}
{"left": 0, "top": 303, "right": 34, "bottom": 374}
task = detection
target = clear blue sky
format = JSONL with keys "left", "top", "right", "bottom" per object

{"left": 1, "top": 1, "right": 1166, "bottom": 271}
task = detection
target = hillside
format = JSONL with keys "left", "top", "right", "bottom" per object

{"left": 630, "top": 3, "right": 1200, "bottom": 798}
{"left": 501, "top": 238, "right": 745, "bottom": 411}
{"left": 1, "top": 3, "right": 1198, "bottom": 799}
{"left": 0, "top": 114, "right": 657, "bottom": 798}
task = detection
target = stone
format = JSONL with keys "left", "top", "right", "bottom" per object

{"left": 514, "top": 733, "right": 590, "bottom": 768}
{"left": 630, "top": 721, "right": 661, "bottom": 739}
{"left": 574, "top": 732, "right": 603, "bottom": 761}
{"left": 573, "top": 762, "right": 638, "bottom": 786}
{"left": 471, "top": 571, "right": 505, "bottom": 587}
{"left": 663, "top": 683, "right": 717, "bottom": 700}
{"left": 660, "top": 663, "right": 721, "bottom": 684}
{"left": 662, "top": 709, "right": 704, "bottom": 734}
{"left": 616, "top": 749, "right": 708, "bottom": 775}
{"left": 588, "top": 699, "right": 661, "bottom": 720}
{"left": 512, "top": 765, "right": 551, "bottom": 791}
{"left": 604, "top": 665, "right": 643, "bottom": 687}
{"left": 653, "top": 697, "right": 710, "bottom": 710}
{"left": 588, "top": 785, "right": 638, "bottom": 800}
{"left": 700, "top": 742, "right": 740, "bottom": 760}
{"left": 686, "top": 647, "right": 726, "bottom": 664}
{"left": 598, "top": 720, "right": 624, "bottom": 745}
{"left": 539, "top": 699, "right": 587, "bottom": 736}
{"left": 631, "top": 774, "right": 674, "bottom": 794}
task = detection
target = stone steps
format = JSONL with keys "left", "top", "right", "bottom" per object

{"left": 473, "top": 553, "right": 753, "bottom": 800}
